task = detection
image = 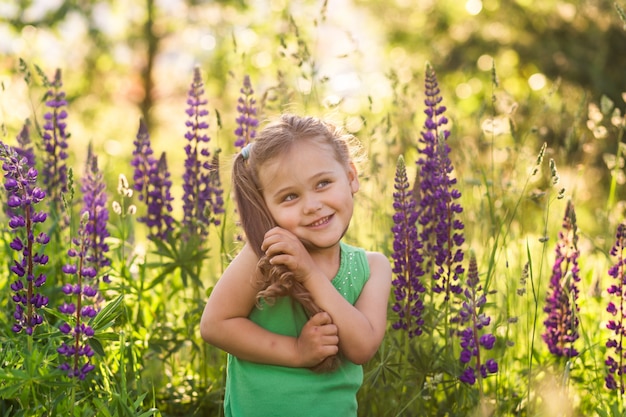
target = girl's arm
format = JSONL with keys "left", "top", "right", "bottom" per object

{"left": 262, "top": 227, "right": 391, "bottom": 365}
{"left": 304, "top": 251, "right": 392, "bottom": 365}
{"left": 199, "top": 244, "right": 339, "bottom": 367}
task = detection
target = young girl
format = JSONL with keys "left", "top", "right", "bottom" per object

{"left": 200, "top": 114, "right": 391, "bottom": 416}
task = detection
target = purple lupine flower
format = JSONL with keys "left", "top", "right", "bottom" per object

{"left": 81, "top": 150, "right": 111, "bottom": 283}
{"left": 129, "top": 119, "right": 175, "bottom": 239}
{"left": 391, "top": 155, "right": 426, "bottom": 338}
{"left": 41, "top": 68, "right": 70, "bottom": 211}
{"left": 182, "top": 66, "right": 223, "bottom": 236}
{"left": 5, "top": 122, "right": 36, "bottom": 220}
{"left": 131, "top": 118, "right": 157, "bottom": 202}
{"left": 542, "top": 200, "right": 580, "bottom": 358}
{"left": 456, "top": 253, "right": 498, "bottom": 385}
{"left": 234, "top": 75, "right": 259, "bottom": 149}
{"left": 143, "top": 152, "right": 175, "bottom": 240}
{"left": 1, "top": 142, "right": 49, "bottom": 335}
{"left": 15, "top": 121, "right": 36, "bottom": 170}
{"left": 415, "top": 63, "right": 464, "bottom": 299}
{"left": 58, "top": 212, "right": 99, "bottom": 380}
{"left": 606, "top": 223, "right": 626, "bottom": 393}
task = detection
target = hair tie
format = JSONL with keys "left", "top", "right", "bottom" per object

{"left": 241, "top": 143, "right": 252, "bottom": 160}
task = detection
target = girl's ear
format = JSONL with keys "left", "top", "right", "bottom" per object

{"left": 348, "top": 162, "right": 359, "bottom": 194}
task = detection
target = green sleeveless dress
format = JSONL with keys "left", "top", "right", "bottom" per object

{"left": 224, "top": 242, "right": 370, "bottom": 417}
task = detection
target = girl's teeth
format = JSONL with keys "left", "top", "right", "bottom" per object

{"left": 311, "top": 217, "right": 328, "bottom": 226}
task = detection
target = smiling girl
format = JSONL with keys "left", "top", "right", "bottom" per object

{"left": 200, "top": 114, "right": 391, "bottom": 417}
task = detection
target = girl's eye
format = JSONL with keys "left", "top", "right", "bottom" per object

{"left": 317, "top": 180, "right": 330, "bottom": 189}
{"left": 283, "top": 193, "right": 297, "bottom": 202}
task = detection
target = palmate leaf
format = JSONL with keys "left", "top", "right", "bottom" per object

{"left": 102, "top": 391, "right": 158, "bottom": 417}
{"left": 147, "top": 235, "right": 210, "bottom": 289}
{"left": 0, "top": 345, "right": 71, "bottom": 403}
{"left": 0, "top": 368, "right": 29, "bottom": 399}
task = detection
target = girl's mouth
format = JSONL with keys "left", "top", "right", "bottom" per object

{"left": 308, "top": 215, "right": 331, "bottom": 227}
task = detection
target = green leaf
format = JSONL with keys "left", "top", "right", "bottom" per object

{"left": 596, "top": 408, "right": 608, "bottom": 417}
{"left": 91, "top": 294, "right": 124, "bottom": 332}
{"left": 91, "top": 397, "right": 114, "bottom": 417}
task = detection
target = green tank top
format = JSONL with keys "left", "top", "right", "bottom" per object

{"left": 224, "top": 242, "right": 370, "bottom": 417}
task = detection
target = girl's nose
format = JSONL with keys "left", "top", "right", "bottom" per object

{"left": 303, "top": 194, "right": 322, "bottom": 214}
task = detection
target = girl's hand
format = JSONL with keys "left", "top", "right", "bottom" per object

{"left": 261, "top": 227, "right": 318, "bottom": 283}
{"left": 295, "top": 312, "right": 339, "bottom": 367}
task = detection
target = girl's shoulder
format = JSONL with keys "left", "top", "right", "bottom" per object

{"left": 363, "top": 248, "right": 390, "bottom": 265}
{"left": 365, "top": 250, "right": 392, "bottom": 283}
{"left": 339, "top": 242, "right": 391, "bottom": 282}
{"left": 338, "top": 242, "right": 390, "bottom": 274}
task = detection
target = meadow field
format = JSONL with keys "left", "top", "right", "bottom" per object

{"left": 1, "top": 0, "right": 626, "bottom": 416}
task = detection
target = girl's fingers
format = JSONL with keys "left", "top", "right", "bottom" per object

{"left": 264, "top": 241, "right": 292, "bottom": 258}
{"left": 262, "top": 227, "right": 299, "bottom": 248}
{"left": 261, "top": 230, "right": 291, "bottom": 252}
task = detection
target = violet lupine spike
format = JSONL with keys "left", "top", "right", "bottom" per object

{"left": 15, "top": 121, "right": 36, "bottom": 170}
{"left": 415, "top": 63, "right": 464, "bottom": 299}
{"left": 1, "top": 142, "right": 49, "bottom": 335}
{"left": 143, "top": 152, "right": 175, "bottom": 240}
{"left": 542, "top": 200, "right": 581, "bottom": 358}
{"left": 234, "top": 75, "right": 259, "bottom": 149}
{"left": 6, "top": 122, "right": 36, "bottom": 220}
{"left": 182, "top": 66, "right": 222, "bottom": 235}
{"left": 129, "top": 119, "right": 175, "bottom": 239}
{"left": 606, "top": 222, "right": 626, "bottom": 393}
{"left": 81, "top": 152, "right": 111, "bottom": 283}
{"left": 131, "top": 118, "right": 157, "bottom": 203}
{"left": 391, "top": 155, "right": 426, "bottom": 338}
{"left": 58, "top": 213, "right": 98, "bottom": 380}
{"left": 457, "top": 253, "right": 498, "bottom": 385}
{"left": 41, "top": 69, "right": 70, "bottom": 209}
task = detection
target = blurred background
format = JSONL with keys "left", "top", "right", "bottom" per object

{"left": 2, "top": 0, "right": 625, "bottom": 184}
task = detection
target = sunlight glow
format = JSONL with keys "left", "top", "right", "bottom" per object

{"left": 477, "top": 54, "right": 493, "bottom": 71}
{"left": 528, "top": 73, "right": 546, "bottom": 91}
{"left": 456, "top": 83, "right": 472, "bottom": 99}
{"left": 253, "top": 51, "right": 272, "bottom": 68}
{"left": 481, "top": 116, "right": 511, "bottom": 136}
{"left": 465, "top": 0, "right": 483, "bottom": 15}
{"left": 296, "top": 76, "right": 312, "bottom": 94}
{"left": 345, "top": 116, "right": 364, "bottom": 133}
{"left": 103, "top": 140, "right": 124, "bottom": 157}
{"left": 200, "top": 34, "right": 216, "bottom": 51}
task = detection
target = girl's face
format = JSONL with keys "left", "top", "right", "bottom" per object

{"left": 258, "top": 139, "right": 359, "bottom": 251}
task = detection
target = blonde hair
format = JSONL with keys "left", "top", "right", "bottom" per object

{"left": 232, "top": 114, "right": 362, "bottom": 372}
